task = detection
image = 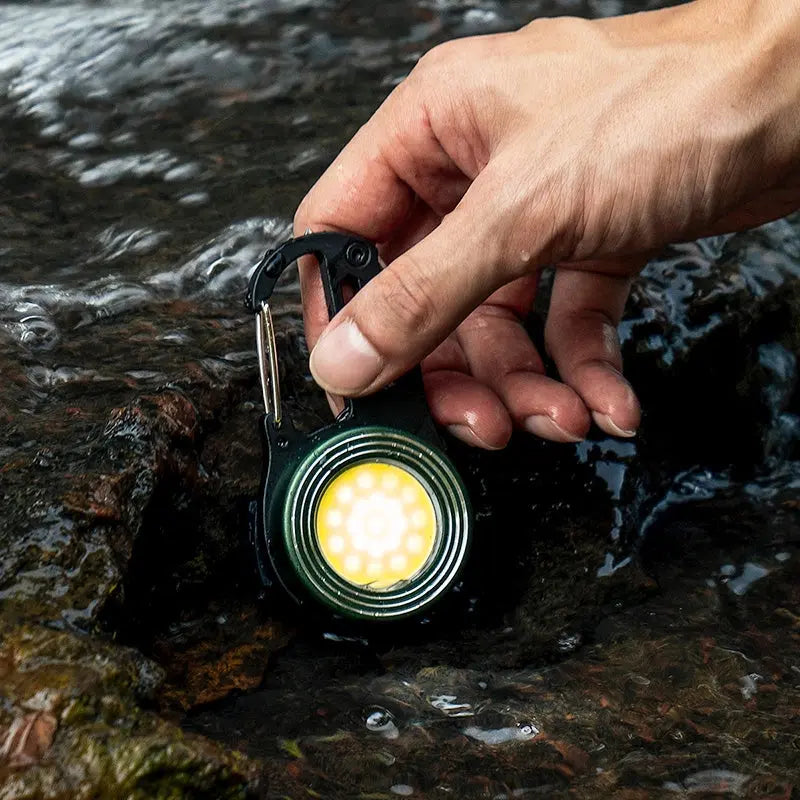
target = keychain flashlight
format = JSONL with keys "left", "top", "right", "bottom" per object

{"left": 245, "top": 232, "right": 472, "bottom": 621}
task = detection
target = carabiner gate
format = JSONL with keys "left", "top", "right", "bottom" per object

{"left": 255, "top": 301, "right": 281, "bottom": 426}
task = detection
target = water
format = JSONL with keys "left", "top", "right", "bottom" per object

{"left": 1, "top": 0, "right": 799, "bottom": 797}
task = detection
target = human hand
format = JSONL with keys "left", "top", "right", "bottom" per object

{"left": 295, "top": 0, "right": 800, "bottom": 449}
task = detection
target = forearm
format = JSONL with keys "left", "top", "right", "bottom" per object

{"left": 571, "top": 0, "right": 800, "bottom": 239}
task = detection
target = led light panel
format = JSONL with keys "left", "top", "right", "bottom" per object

{"left": 315, "top": 462, "right": 437, "bottom": 589}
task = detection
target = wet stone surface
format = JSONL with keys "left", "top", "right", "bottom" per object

{"left": 1, "top": 0, "right": 800, "bottom": 798}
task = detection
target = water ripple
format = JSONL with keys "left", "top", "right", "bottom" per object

{"left": 0, "top": 217, "right": 292, "bottom": 352}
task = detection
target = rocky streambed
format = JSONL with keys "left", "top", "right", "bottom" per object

{"left": 2, "top": 1, "right": 800, "bottom": 798}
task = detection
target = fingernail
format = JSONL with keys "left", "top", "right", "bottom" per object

{"left": 523, "top": 415, "right": 583, "bottom": 443}
{"left": 592, "top": 411, "right": 637, "bottom": 438}
{"left": 447, "top": 424, "right": 504, "bottom": 451}
{"left": 309, "top": 320, "right": 383, "bottom": 394}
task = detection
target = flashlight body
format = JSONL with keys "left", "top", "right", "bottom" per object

{"left": 246, "top": 233, "right": 473, "bottom": 622}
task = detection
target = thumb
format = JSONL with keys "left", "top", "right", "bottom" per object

{"left": 309, "top": 198, "right": 513, "bottom": 396}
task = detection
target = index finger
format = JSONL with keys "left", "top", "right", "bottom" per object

{"left": 292, "top": 77, "right": 470, "bottom": 349}
{"left": 292, "top": 90, "right": 415, "bottom": 350}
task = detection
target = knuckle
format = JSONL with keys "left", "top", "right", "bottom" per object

{"left": 414, "top": 38, "right": 468, "bottom": 79}
{"left": 383, "top": 71, "right": 416, "bottom": 109}
{"left": 416, "top": 40, "right": 452, "bottom": 71}
{"left": 376, "top": 256, "right": 437, "bottom": 338}
{"left": 521, "top": 15, "right": 590, "bottom": 42}
{"left": 293, "top": 195, "right": 312, "bottom": 234}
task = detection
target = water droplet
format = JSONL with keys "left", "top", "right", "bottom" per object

{"left": 364, "top": 706, "right": 399, "bottom": 739}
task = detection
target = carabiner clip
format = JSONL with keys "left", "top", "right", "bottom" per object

{"left": 246, "top": 232, "right": 382, "bottom": 425}
{"left": 246, "top": 231, "right": 381, "bottom": 318}
{"left": 255, "top": 301, "right": 282, "bottom": 426}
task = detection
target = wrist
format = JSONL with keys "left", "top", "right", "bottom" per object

{"left": 719, "top": 0, "right": 800, "bottom": 179}
{"left": 658, "top": 0, "right": 800, "bottom": 188}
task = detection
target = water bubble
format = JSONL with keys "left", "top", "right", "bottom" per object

{"left": 26, "top": 365, "right": 100, "bottom": 389}
{"left": 462, "top": 8, "right": 501, "bottom": 29}
{"left": 111, "top": 132, "right": 136, "bottom": 146}
{"left": 727, "top": 562, "right": 769, "bottom": 596}
{"left": 87, "top": 284, "right": 154, "bottom": 320}
{"left": 76, "top": 150, "right": 178, "bottom": 187}
{"left": 739, "top": 673, "right": 762, "bottom": 700}
{"left": 19, "top": 315, "right": 59, "bottom": 350}
{"left": 462, "top": 723, "right": 538, "bottom": 745}
{"left": 90, "top": 225, "right": 168, "bottom": 263}
{"left": 6, "top": 303, "right": 61, "bottom": 351}
{"left": 516, "top": 722, "right": 539, "bottom": 738}
{"left": 557, "top": 632, "right": 582, "bottom": 653}
{"left": 428, "top": 695, "right": 473, "bottom": 717}
{"left": 40, "top": 122, "right": 66, "bottom": 138}
{"left": 365, "top": 708, "right": 392, "bottom": 729}
{"left": 125, "top": 370, "right": 165, "bottom": 382}
{"left": 663, "top": 769, "right": 750, "bottom": 795}
{"left": 286, "top": 147, "right": 322, "bottom": 173}
{"left": 364, "top": 706, "right": 399, "bottom": 739}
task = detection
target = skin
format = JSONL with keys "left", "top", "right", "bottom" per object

{"left": 294, "top": 0, "right": 800, "bottom": 449}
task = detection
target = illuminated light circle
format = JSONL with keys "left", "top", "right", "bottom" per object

{"left": 326, "top": 510, "right": 343, "bottom": 528}
{"left": 316, "top": 462, "right": 437, "bottom": 589}
{"left": 344, "top": 554, "right": 362, "bottom": 573}
{"left": 336, "top": 486, "right": 354, "bottom": 504}
{"left": 328, "top": 535, "right": 345, "bottom": 554}
{"left": 356, "top": 472, "right": 375, "bottom": 490}
{"left": 389, "top": 553, "right": 407, "bottom": 572}
{"left": 400, "top": 487, "right": 416, "bottom": 505}
{"left": 411, "top": 509, "right": 428, "bottom": 528}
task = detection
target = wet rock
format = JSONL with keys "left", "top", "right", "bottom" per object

{"left": 0, "top": 712, "right": 57, "bottom": 770}
{"left": 2, "top": 385, "right": 221, "bottom": 628}
{"left": 190, "top": 483, "right": 800, "bottom": 799}
{"left": 0, "top": 310, "right": 287, "bottom": 795}
{"left": 182, "top": 220, "right": 799, "bottom": 799}
{"left": 2, "top": 221, "right": 799, "bottom": 797}
{"left": 2, "top": 219, "right": 799, "bottom": 799}
{"left": 624, "top": 226, "right": 800, "bottom": 467}
{"left": 152, "top": 603, "right": 291, "bottom": 711}
{"left": 0, "top": 625, "right": 260, "bottom": 799}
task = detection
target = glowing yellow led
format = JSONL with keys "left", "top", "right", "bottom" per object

{"left": 316, "top": 462, "right": 437, "bottom": 589}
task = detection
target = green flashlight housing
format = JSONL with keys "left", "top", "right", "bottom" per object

{"left": 245, "top": 233, "right": 472, "bottom": 622}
